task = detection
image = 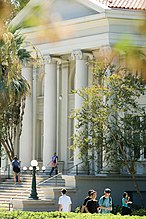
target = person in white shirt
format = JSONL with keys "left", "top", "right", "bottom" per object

{"left": 58, "top": 188, "right": 72, "bottom": 212}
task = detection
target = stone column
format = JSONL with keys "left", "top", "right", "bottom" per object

{"left": 20, "top": 62, "right": 33, "bottom": 167}
{"left": 59, "top": 61, "right": 69, "bottom": 169}
{"left": 43, "top": 56, "right": 57, "bottom": 166}
{"left": 32, "top": 67, "right": 37, "bottom": 159}
{"left": 71, "top": 50, "right": 88, "bottom": 166}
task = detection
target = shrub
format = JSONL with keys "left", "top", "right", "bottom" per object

{"left": 132, "top": 208, "right": 146, "bottom": 216}
{"left": 0, "top": 211, "right": 146, "bottom": 218}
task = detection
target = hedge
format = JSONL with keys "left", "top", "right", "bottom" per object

{"left": 0, "top": 211, "right": 146, "bottom": 219}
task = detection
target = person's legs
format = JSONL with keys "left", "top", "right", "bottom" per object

{"left": 55, "top": 166, "right": 58, "bottom": 175}
{"left": 17, "top": 172, "right": 20, "bottom": 183}
{"left": 49, "top": 167, "right": 55, "bottom": 176}
{"left": 13, "top": 172, "right": 16, "bottom": 184}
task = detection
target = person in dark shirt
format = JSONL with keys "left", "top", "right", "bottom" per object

{"left": 49, "top": 152, "right": 58, "bottom": 177}
{"left": 80, "top": 189, "right": 94, "bottom": 213}
{"left": 85, "top": 190, "right": 99, "bottom": 214}
{"left": 12, "top": 155, "right": 21, "bottom": 184}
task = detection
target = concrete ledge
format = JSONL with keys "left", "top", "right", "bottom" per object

{"left": 41, "top": 186, "right": 77, "bottom": 199}
{"left": 12, "top": 199, "right": 55, "bottom": 212}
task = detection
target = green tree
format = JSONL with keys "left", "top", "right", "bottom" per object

{"left": 11, "top": 0, "right": 30, "bottom": 10}
{"left": 72, "top": 62, "right": 146, "bottom": 207}
{"left": 0, "top": 29, "right": 31, "bottom": 161}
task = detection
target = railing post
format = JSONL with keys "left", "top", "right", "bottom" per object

{"left": 55, "top": 176, "right": 57, "bottom": 187}
{"left": 87, "top": 161, "right": 90, "bottom": 175}
{"left": 7, "top": 164, "right": 10, "bottom": 179}
{"left": 76, "top": 164, "right": 78, "bottom": 175}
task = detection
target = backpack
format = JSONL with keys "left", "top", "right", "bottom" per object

{"left": 12, "top": 160, "right": 19, "bottom": 168}
{"left": 102, "top": 196, "right": 112, "bottom": 205}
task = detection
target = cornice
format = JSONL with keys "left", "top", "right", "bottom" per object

{"left": 77, "top": 0, "right": 109, "bottom": 12}
{"left": 10, "top": 0, "right": 54, "bottom": 27}
{"left": 105, "top": 9, "right": 145, "bottom": 20}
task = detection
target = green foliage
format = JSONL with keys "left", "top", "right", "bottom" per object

{"left": 0, "top": 29, "right": 31, "bottom": 161}
{"left": 132, "top": 208, "right": 146, "bottom": 216}
{"left": 0, "top": 211, "right": 145, "bottom": 218}
{"left": 72, "top": 62, "right": 146, "bottom": 206}
{"left": 10, "top": 0, "right": 30, "bottom": 18}
{"left": 72, "top": 63, "right": 146, "bottom": 172}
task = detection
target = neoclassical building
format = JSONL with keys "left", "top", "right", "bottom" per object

{"left": 10, "top": 0, "right": 146, "bottom": 172}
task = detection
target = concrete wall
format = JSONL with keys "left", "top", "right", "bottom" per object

{"left": 61, "top": 175, "right": 146, "bottom": 211}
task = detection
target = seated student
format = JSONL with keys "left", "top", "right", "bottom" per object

{"left": 121, "top": 192, "right": 132, "bottom": 216}
{"left": 80, "top": 189, "right": 94, "bottom": 213}
{"left": 85, "top": 190, "right": 99, "bottom": 214}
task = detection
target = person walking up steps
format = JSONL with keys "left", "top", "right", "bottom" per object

{"left": 12, "top": 155, "right": 21, "bottom": 185}
{"left": 49, "top": 152, "right": 58, "bottom": 177}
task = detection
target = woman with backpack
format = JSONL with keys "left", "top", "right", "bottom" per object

{"left": 12, "top": 155, "right": 21, "bottom": 184}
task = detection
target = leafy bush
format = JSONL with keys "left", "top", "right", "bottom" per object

{"left": 132, "top": 208, "right": 146, "bottom": 216}
{"left": 0, "top": 211, "right": 146, "bottom": 219}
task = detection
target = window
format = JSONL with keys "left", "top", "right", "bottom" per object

{"left": 124, "top": 115, "right": 146, "bottom": 160}
{"left": 133, "top": 116, "right": 141, "bottom": 159}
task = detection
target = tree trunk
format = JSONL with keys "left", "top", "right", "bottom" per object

{"left": 131, "top": 173, "right": 145, "bottom": 208}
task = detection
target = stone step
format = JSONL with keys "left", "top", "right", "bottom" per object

{"left": 5, "top": 177, "right": 47, "bottom": 182}
{"left": 0, "top": 195, "right": 45, "bottom": 201}
{"left": 0, "top": 172, "right": 70, "bottom": 211}
{"left": 0, "top": 191, "right": 44, "bottom": 196}
{"left": 42, "top": 182, "right": 65, "bottom": 187}
{"left": 0, "top": 186, "right": 31, "bottom": 190}
{"left": 0, "top": 204, "right": 12, "bottom": 211}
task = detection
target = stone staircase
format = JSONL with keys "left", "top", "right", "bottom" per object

{"left": 38, "top": 173, "right": 65, "bottom": 187}
{"left": 39, "top": 174, "right": 77, "bottom": 211}
{"left": 0, "top": 174, "right": 48, "bottom": 210}
{"left": 0, "top": 172, "right": 73, "bottom": 211}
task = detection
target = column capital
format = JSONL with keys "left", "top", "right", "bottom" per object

{"left": 83, "top": 51, "right": 94, "bottom": 60}
{"left": 71, "top": 50, "right": 94, "bottom": 60}
{"left": 43, "top": 55, "right": 52, "bottom": 64}
{"left": 44, "top": 55, "right": 62, "bottom": 65}
{"left": 71, "top": 50, "right": 83, "bottom": 60}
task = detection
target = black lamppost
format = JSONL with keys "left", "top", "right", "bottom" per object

{"left": 29, "top": 160, "right": 39, "bottom": 200}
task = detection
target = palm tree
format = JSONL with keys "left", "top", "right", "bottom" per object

{"left": 0, "top": 29, "right": 31, "bottom": 161}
